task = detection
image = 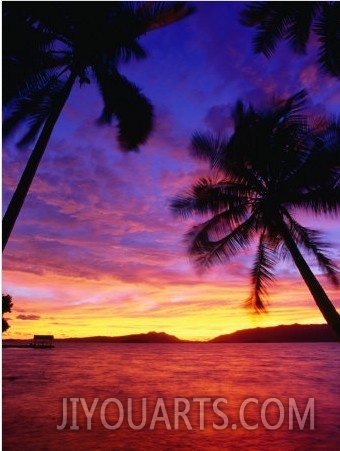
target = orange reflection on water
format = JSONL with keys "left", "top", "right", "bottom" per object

{"left": 3, "top": 343, "right": 339, "bottom": 450}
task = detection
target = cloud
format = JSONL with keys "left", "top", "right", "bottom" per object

{"left": 16, "top": 314, "right": 41, "bottom": 321}
{"left": 204, "top": 104, "right": 234, "bottom": 134}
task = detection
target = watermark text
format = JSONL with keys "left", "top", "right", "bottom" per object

{"left": 57, "top": 397, "right": 315, "bottom": 431}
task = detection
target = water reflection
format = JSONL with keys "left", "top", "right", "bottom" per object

{"left": 3, "top": 343, "right": 340, "bottom": 450}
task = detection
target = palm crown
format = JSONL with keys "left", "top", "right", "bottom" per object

{"left": 171, "top": 90, "right": 340, "bottom": 336}
{"left": 3, "top": 2, "right": 194, "bottom": 150}
{"left": 240, "top": 1, "right": 340, "bottom": 78}
{"left": 2, "top": 2, "right": 195, "bottom": 251}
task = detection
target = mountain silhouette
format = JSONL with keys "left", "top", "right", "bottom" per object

{"left": 209, "top": 323, "right": 336, "bottom": 343}
{"left": 3, "top": 324, "right": 337, "bottom": 346}
{"left": 60, "top": 331, "right": 187, "bottom": 343}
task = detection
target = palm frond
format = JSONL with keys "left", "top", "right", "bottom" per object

{"left": 283, "top": 118, "right": 340, "bottom": 215}
{"left": 137, "top": 1, "right": 196, "bottom": 32}
{"left": 223, "top": 95, "right": 305, "bottom": 191}
{"left": 285, "top": 3, "right": 319, "bottom": 54}
{"left": 285, "top": 140, "right": 339, "bottom": 186}
{"left": 231, "top": 99, "right": 247, "bottom": 128}
{"left": 12, "top": 2, "right": 76, "bottom": 47}
{"left": 3, "top": 76, "right": 66, "bottom": 147}
{"left": 170, "top": 176, "right": 255, "bottom": 220}
{"left": 240, "top": 2, "right": 294, "bottom": 58}
{"left": 95, "top": 68, "right": 153, "bottom": 151}
{"left": 287, "top": 182, "right": 340, "bottom": 217}
{"left": 284, "top": 211, "right": 339, "bottom": 286}
{"left": 239, "top": 3, "right": 319, "bottom": 55}
{"left": 246, "top": 231, "right": 278, "bottom": 312}
{"left": 275, "top": 89, "right": 308, "bottom": 116}
{"left": 186, "top": 213, "right": 257, "bottom": 269}
{"left": 3, "top": 68, "right": 60, "bottom": 109}
{"left": 314, "top": 2, "right": 340, "bottom": 77}
{"left": 2, "top": 6, "right": 61, "bottom": 105}
{"left": 112, "top": 40, "right": 147, "bottom": 64}
{"left": 190, "top": 127, "right": 267, "bottom": 196}
{"left": 190, "top": 131, "right": 228, "bottom": 165}
{"left": 240, "top": 1, "right": 339, "bottom": 79}
{"left": 239, "top": 1, "right": 272, "bottom": 27}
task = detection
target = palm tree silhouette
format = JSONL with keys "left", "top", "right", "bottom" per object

{"left": 239, "top": 1, "right": 340, "bottom": 78}
{"left": 171, "top": 90, "right": 340, "bottom": 339}
{"left": 2, "top": 2, "right": 195, "bottom": 251}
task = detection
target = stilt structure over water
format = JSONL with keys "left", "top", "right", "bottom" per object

{"left": 31, "top": 335, "right": 55, "bottom": 348}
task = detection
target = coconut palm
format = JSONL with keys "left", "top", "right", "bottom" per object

{"left": 239, "top": 1, "right": 340, "bottom": 78}
{"left": 171, "top": 90, "right": 340, "bottom": 339}
{"left": 2, "top": 1, "right": 195, "bottom": 251}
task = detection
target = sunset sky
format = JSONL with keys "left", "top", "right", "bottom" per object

{"left": 2, "top": 1, "right": 340, "bottom": 341}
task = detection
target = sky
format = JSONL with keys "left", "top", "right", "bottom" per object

{"left": 2, "top": 1, "right": 340, "bottom": 341}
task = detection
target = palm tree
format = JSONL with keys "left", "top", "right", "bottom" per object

{"left": 171, "top": 90, "right": 340, "bottom": 339}
{"left": 239, "top": 1, "right": 340, "bottom": 78}
{"left": 2, "top": 2, "right": 195, "bottom": 251}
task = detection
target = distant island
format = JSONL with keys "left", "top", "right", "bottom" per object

{"left": 60, "top": 331, "right": 188, "bottom": 343}
{"left": 3, "top": 324, "right": 337, "bottom": 346}
{"left": 59, "top": 324, "right": 336, "bottom": 343}
{"left": 209, "top": 323, "right": 336, "bottom": 343}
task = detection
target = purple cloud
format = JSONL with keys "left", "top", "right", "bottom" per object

{"left": 16, "top": 314, "right": 41, "bottom": 321}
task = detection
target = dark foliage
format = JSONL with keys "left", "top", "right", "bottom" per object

{"left": 240, "top": 1, "right": 340, "bottom": 78}
{"left": 2, "top": 294, "right": 13, "bottom": 333}
{"left": 3, "top": 2, "right": 195, "bottom": 150}
{"left": 2, "top": 2, "right": 195, "bottom": 250}
{"left": 171, "top": 90, "right": 340, "bottom": 313}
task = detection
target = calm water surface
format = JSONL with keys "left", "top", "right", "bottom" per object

{"left": 2, "top": 343, "right": 340, "bottom": 450}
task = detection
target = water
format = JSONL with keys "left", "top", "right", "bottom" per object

{"left": 2, "top": 343, "right": 340, "bottom": 450}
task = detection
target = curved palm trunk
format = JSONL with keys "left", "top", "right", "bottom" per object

{"left": 2, "top": 70, "right": 78, "bottom": 252}
{"left": 280, "top": 221, "right": 340, "bottom": 341}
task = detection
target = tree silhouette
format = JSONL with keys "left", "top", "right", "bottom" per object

{"left": 240, "top": 1, "right": 340, "bottom": 78}
{"left": 2, "top": 294, "right": 13, "bottom": 333}
{"left": 171, "top": 90, "right": 340, "bottom": 339}
{"left": 2, "top": 2, "right": 195, "bottom": 251}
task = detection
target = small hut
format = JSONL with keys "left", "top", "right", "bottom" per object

{"left": 32, "top": 335, "right": 54, "bottom": 348}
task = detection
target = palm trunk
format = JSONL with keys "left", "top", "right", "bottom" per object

{"left": 2, "top": 70, "right": 78, "bottom": 252}
{"left": 280, "top": 220, "right": 340, "bottom": 341}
